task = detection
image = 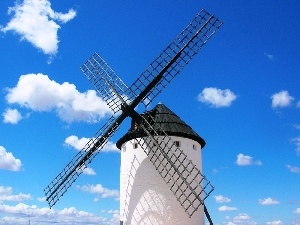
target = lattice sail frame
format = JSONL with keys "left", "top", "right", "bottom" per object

{"left": 128, "top": 9, "right": 222, "bottom": 108}
{"left": 80, "top": 53, "right": 136, "bottom": 114}
{"left": 44, "top": 8, "right": 222, "bottom": 213}
{"left": 44, "top": 115, "right": 122, "bottom": 208}
{"left": 133, "top": 113, "right": 214, "bottom": 217}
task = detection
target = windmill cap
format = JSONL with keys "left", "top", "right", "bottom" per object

{"left": 116, "top": 103, "right": 206, "bottom": 149}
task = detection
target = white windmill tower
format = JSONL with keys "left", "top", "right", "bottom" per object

{"left": 117, "top": 103, "right": 209, "bottom": 225}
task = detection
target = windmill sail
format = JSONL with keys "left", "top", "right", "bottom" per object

{"left": 80, "top": 53, "right": 137, "bottom": 114}
{"left": 44, "top": 114, "right": 124, "bottom": 208}
{"left": 128, "top": 9, "right": 222, "bottom": 108}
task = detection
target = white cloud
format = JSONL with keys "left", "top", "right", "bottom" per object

{"left": 82, "top": 167, "right": 96, "bottom": 175}
{"left": 286, "top": 164, "right": 300, "bottom": 173}
{"left": 64, "top": 135, "right": 119, "bottom": 152}
{"left": 227, "top": 222, "right": 236, "bottom": 225}
{"left": 78, "top": 184, "right": 119, "bottom": 200}
{"left": 0, "top": 186, "right": 31, "bottom": 202}
{"left": 226, "top": 213, "right": 257, "bottom": 225}
{"left": 2, "top": 108, "right": 22, "bottom": 124}
{"left": 214, "top": 194, "right": 231, "bottom": 203}
{"left": 65, "top": 135, "right": 90, "bottom": 150}
{"left": 0, "top": 146, "right": 22, "bottom": 171}
{"left": 233, "top": 213, "right": 251, "bottom": 222}
{"left": 1, "top": 0, "right": 76, "bottom": 55}
{"left": 266, "top": 221, "right": 283, "bottom": 225}
{"left": 294, "top": 208, "right": 300, "bottom": 214}
{"left": 37, "top": 197, "right": 46, "bottom": 202}
{"left": 218, "top": 205, "right": 238, "bottom": 211}
{"left": 271, "top": 90, "right": 294, "bottom": 108}
{"left": 107, "top": 209, "right": 119, "bottom": 214}
{"left": 5, "top": 74, "right": 112, "bottom": 123}
{"left": 235, "top": 153, "right": 262, "bottom": 166}
{"left": 258, "top": 197, "right": 280, "bottom": 205}
{"left": 198, "top": 87, "right": 237, "bottom": 108}
{"left": 0, "top": 202, "right": 118, "bottom": 225}
{"left": 0, "top": 186, "right": 12, "bottom": 195}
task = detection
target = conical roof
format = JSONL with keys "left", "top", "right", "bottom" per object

{"left": 116, "top": 103, "right": 205, "bottom": 149}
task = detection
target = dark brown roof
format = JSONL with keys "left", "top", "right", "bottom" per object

{"left": 116, "top": 103, "right": 205, "bottom": 149}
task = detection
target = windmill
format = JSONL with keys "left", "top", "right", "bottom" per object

{"left": 44, "top": 8, "right": 222, "bottom": 224}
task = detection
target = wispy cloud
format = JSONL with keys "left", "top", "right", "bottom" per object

{"left": 5, "top": 74, "right": 112, "bottom": 124}
{"left": 218, "top": 205, "right": 238, "bottom": 211}
{"left": 198, "top": 87, "right": 237, "bottom": 108}
{"left": 235, "top": 153, "right": 262, "bottom": 166}
{"left": 0, "top": 146, "right": 22, "bottom": 171}
{"left": 264, "top": 52, "right": 275, "bottom": 60}
{"left": 266, "top": 220, "right": 283, "bottom": 225}
{"left": 293, "top": 124, "right": 300, "bottom": 130}
{"left": 1, "top": 0, "right": 76, "bottom": 56}
{"left": 291, "top": 137, "right": 300, "bottom": 155}
{"left": 77, "top": 184, "right": 119, "bottom": 201}
{"left": 271, "top": 90, "right": 294, "bottom": 108}
{"left": 286, "top": 164, "right": 300, "bottom": 173}
{"left": 294, "top": 208, "right": 300, "bottom": 214}
{"left": 258, "top": 197, "right": 280, "bottom": 205}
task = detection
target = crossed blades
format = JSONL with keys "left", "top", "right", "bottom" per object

{"left": 44, "top": 9, "right": 222, "bottom": 218}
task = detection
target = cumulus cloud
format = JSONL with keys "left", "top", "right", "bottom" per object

{"left": 5, "top": 74, "right": 112, "bottom": 123}
{"left": 214, "top": 195, "right": 231, "bottom": 203}
{"left": 1, "top": 0, "right": 76, "bottom": 55}
{"left": 198, "top": 87, "right": 237, "bottom": 108}
{"left": 258, "top": 197, "right": 280, "bottom": 205}
{"left": 286, "top": 164, "right": 300, "bottom": 173}
{"left": 0, "top": 146, "right": 22, "bottom": 171}
{"left": 0, "top": 186, "right": 31, "bottom": 202}
{"left": 82, "top": 167, "right": 96, "bottom": 175}
{"left": 218, "top": 205, "right": 238, "bottom": 211}
{"left": 235, "top": 153, "right": 262, "bottom": 166}
{"left": 78, "top": 184, "right": 119, "bottom": 200}
{"left": 271, "top": 90, "right": 294, "bottom": 108}
{"left": 0, "top": 202, "right": 118, "bottom": 225}
{"left": 2, "top": 108, "right": 22, "bottom": 124}
{"left": 64, "top": 135, "right": 119, "bottom": 152}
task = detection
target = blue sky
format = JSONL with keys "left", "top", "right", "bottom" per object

{"left": 0, "top": 0, "right": 300, "bottom": 224}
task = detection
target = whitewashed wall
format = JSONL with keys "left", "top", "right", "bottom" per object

{"left": 120, "top": 136, "right": 204, "bottom": 225}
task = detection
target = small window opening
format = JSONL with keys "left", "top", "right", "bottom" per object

{"left": 174, "top": 141, "right": 180, "bottom": 147}
{"left": 193, "top": 144, "right": 196, "bottom": 150}
{"left": 133, "top": 143, "right": 138, "bottom": 149}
